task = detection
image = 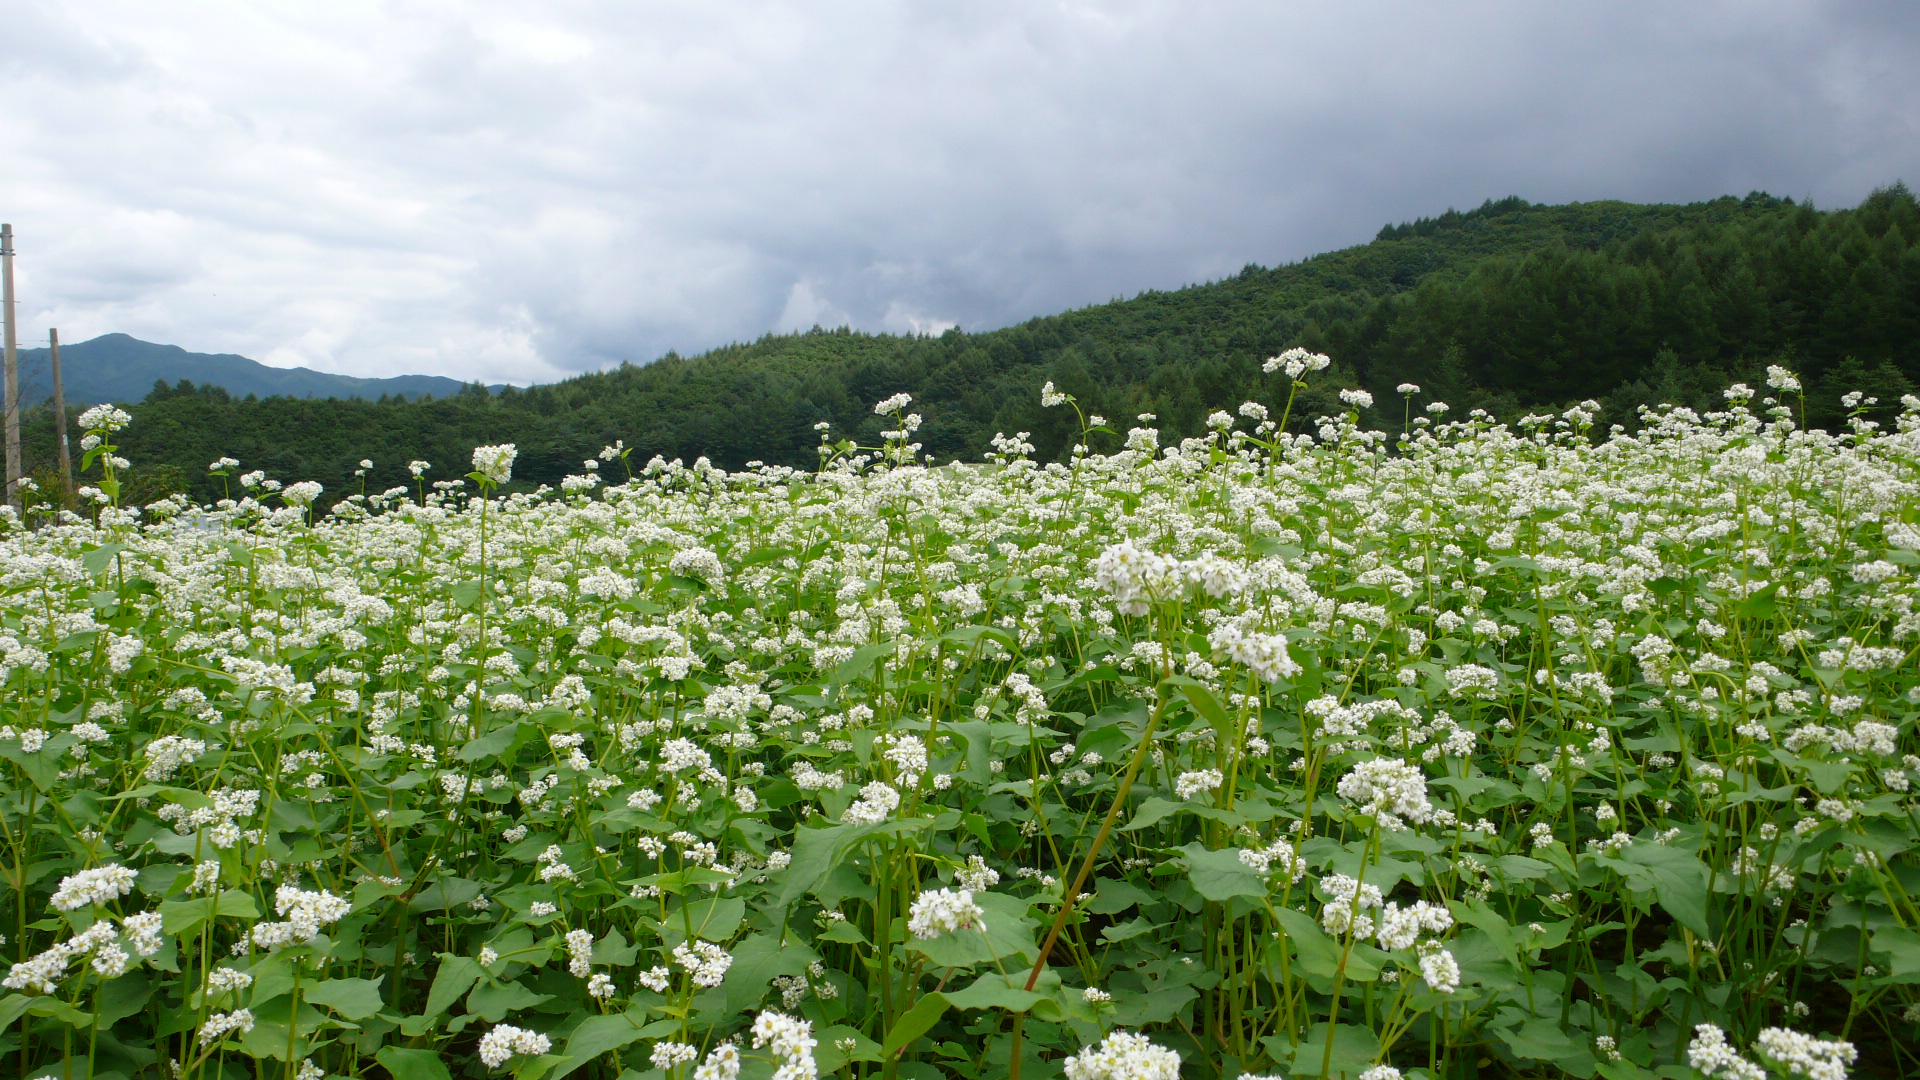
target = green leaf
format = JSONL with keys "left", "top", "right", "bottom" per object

{"left": 1621, "top": 845, "right": 1712, "bottom": 940}
{"left": 1290, "top": 642, "right": 1324, "bottom": 698}
{"left": 1177, "top": 842, "right": 1267, "bottom": 901}
{"left": 1284, "top": 1021, "right": 1381, "bottom": 1078}
{"left": 775, "top": 819, "right": 934, "bottom": 915}
{"left": 946, "top": 720, "right": 995, "bottom": 786}
{"left": 882, "top": 992, "right": 950, "bottom": 1056}
{"left": 1595, "top": 1060, "right": 1661, "bottom": 1080}
{"left": 1798, "top": 758, "right": 1855, "bottom": 795}
{"left": 25, "top": 995, "right": 94, "bottom": 1026}
{"left": 1452, "top": 902, "right": 1521, "bottom": 962}
{"left": 1733, "top": 581, "right": 1782, "bottom": 620}
{"left": 1119, "top": 796, "right": 1185, "bottom": 833}
{"left": 377, "top": 1047, "right": 454, "bottom": 1080}
{"left": 96, "top": 970, "right": 153, "bottom": 1025}
{"left": 1098, "top": 916, "right": 1157, "bottom": 944}
{"left": 1497, "top": 1015, "right": 1595, "bottom": 1072}
{"left": 235, "top": 995, "right": 328, "bottom": 1062}
{"left": 1871, "top": 924, "right": 1920, "bottom": 982}
{"left": 410, "top": 877, "right": 483, "bottom": 913}
{"left": 724, "top": 932, "right": 817, "bottom": 1013}
{"left": 1169, "top": 676, "right": 1235, "bottom": 744}
{"left": 0, "top": 737, "right": 63, "bottom": 792}
{"left": 660, "top": 896, "right": 746, "bottom": 946}
{"left": 81, "top": 542, "right": 129, "bottom": 578}
{"left": 775, "top": 822, "right": 852, "bottom": 913}
{"left": 942, "top": 971, "right": 1048, "bottom": 1013}
{"left": 830, "top": 641, "right": 896, "bottom": 688}
{"left": 1085, "top": 877, "right": 1158, "bottom": 915}
{"left": 1492, "top": 854, "right": 1555, "bottom": 880}
{"left": 588, "top": 927, "right": 639, "bottom": 967}
{"left": 466, "top": 977, "right": 551, "bottom": 1022}
{"left": 159, "top": 889, "right": 260, "bottom": 938}
{"left": 422, "top": 957, "right": 482, "bottom": 1021}
{"left": 458, "top": 721, "right": 525, "bottom": 763}
{"left": 0, "top": 994, "right": 32, "bottom": 1036}
{"left": 815, "top": 1024, "right": 883, "bottom": 1073}
{"left": 549, "top": 1007, "right": 652, "bottom": 1080}
{"left": 303, "top": 976, "right": 386, "bottom": 1020}
{"left": 936, "top": 624, "right": 1018, "bottom": 651}
{"left": 1270, "top": 907, "right": 1383, "bottom": 985}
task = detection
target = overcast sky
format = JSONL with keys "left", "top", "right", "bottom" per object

{"left": 3, "top": 1, "right": 1916, "bottom": 384}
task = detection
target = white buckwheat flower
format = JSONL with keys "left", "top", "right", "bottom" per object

{"left": 1062, "top": 1030, "right": 1181, "bottom": 1080}
{"left": 198, "top": 1009, "right": 256, "bottom": 1043}
{"left": 122, "top": 911, "right": 164, "bottom": 957}
{"left": 471, "top": 444, "right": 517, "bottom": 485}
{"left": 1336, "top": 758, "right": 1434, "bottom": 829}
{"left": 907, "top": 887, "right": 986, "bottom": 940}
{"left": 142, "top": 736, "right": 206, "bottom": 782}
{"left": 478, "top": 1024, "right": 551, "bottom": 1069}
{"left": 1416, "top": 941, "right": 1461, "bottom": 993}
{"left": 50, "top": 864, "right": 138, "bottom": 911}
{"left": 1175, "top": 769, "right": 1224, "bottom": 800}
{"left": 750, "top": 1010, "right": 818, "bottom": 1071}
{"left": 1753, "top": 1027, "right": 1856, "bottom": 1080}
{"left": 650, "top": 1041, "right": 698, "bottom": 1070}
{"left": 672, "top": 939, "right": 733, "bottom": 987}
{"left": 841, "top": 781, "right": 901, "bottom": 825}
{"left": 1687, "top": 1023, "right": 1766, "bottom": 1080}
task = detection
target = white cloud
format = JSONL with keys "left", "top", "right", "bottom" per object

{"left": 0, "top": 1, "right": 1913, "bottom": 383}
{"left": 776, "top": 281, "right": 847, "bottom": 334}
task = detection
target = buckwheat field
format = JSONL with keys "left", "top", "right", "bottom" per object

{"left": 4, "top": 357, "right": 1918, "bottom": 1080}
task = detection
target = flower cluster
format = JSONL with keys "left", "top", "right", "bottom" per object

{"left": 749, "top": 1010, "right": 818, "bottom": 1075}
{"left": 1062, "top": 1030, "right": 1182, "bottom": 1080}
{"left": 1263, "top": 347, "right": 1331, "bottom": 379}
{"left": 478, "top": 1024, "right": 551, "bottom": 1069}
{"left": 1335, "top": 757, "right": 1435, "bottom": 829}
{"left": 248, "top": 886, "right": 350, "bottom": 951}
{"left": 49, "top": 864, "right": 138, "bottom": 911}
{"left": 907, "top": 887, "right": 986, "bottom": 939}
{"left": 471, "top": 443, "right": 518, "bottom": 485}
{"left": 673, "top": 938, "right": 734, "bottom": 988}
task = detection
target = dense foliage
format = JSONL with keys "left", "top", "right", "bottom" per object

{"left": 3, "top": 370, "right": 1917, "bottom": 1079}
{"left": 16, "top": 185, "right": 1920, "bottom": 508}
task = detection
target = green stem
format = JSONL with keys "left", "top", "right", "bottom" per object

{"left": 1026, "top": 682, "right": 1173, "bottom": 992}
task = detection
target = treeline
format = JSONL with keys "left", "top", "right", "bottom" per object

{"left": 19, "top": 184, "right": 1919, "bottom": 505}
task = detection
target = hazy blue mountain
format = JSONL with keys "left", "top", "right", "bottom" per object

{"left": 9, "top": 333, "right": 484, "bottom": 405}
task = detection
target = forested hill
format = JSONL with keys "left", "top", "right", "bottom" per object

{"left": 22, "top": 185, "right": 1920, "bottom": 505}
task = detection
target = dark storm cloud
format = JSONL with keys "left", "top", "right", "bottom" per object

{"left": 0, "top": 1, "right": 1913, "bottom": 383}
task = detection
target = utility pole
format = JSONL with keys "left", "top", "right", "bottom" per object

{"left": 1, "top": 223, "right": 17, "bottom": 515}
{"left": 51, "top": 328, "right": 73, "bottom": 508}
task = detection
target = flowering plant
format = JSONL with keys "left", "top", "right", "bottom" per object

{"left": 0, "top": 372, "right": 1912, "bottom": 1078}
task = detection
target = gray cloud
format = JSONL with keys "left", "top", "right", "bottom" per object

{"left": 1, "top": 0, "right": 1914, "bottom": 383}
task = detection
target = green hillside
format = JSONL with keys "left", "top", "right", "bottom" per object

{"left": 20, "top": 184, "right": 1920, "bottom": 505}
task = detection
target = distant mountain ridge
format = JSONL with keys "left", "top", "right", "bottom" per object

{"left": 10, "top": 333, "right": 487, "bottom": 405}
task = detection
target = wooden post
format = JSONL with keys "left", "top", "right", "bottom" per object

{"left": 51, "top": 328, "right": 73, "bottom": 508}
{"left": 1, "top": 223, "right": 18, "bottom": 514}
